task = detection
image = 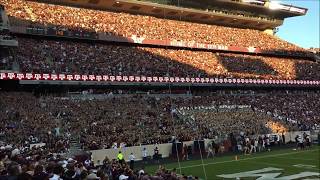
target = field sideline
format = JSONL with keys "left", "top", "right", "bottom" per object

{"left": 145, "top": 146, "right": 320, "bottom": 179}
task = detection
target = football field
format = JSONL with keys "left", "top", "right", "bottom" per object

{"left": 145, "top": 146, "right": 320, "bottom": 179}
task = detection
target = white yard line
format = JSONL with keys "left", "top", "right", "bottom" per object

{"left": 247, "top": 160, "right": 319, "bottom": 171}
{"left": 275, "top": 157, "right": 316, "bottom": 161}
{"left": 176, "top": 149, "right": 319, "bottom": 170}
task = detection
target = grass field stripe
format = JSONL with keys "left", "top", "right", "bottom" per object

{"left": 293, "top": 164, "right": 317, "bottom": 169}
{"left": 176, "top": 149, "right": 319, "bottom": 170}
{"left": 275, "top": 157, "right": 317, "bottom": 161}
{"left": 246, "top": 160, "right": 319, "bottom": 171}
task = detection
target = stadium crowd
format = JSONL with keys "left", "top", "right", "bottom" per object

{"left": 0, "top": 0, "right": 308, "bottom": 54}
{"left": 1, "top": 91, "right": 318, "bottom": 151}
{"left": 12, "top": 37, "right": 320, "bottom": 80}
{"left": 0, "top": 144, "right": 191, "bottom": 180}
{"left": 180, "top": 110, "right": 275, "bottom": 139}
{"left": 1, "top": 0, "right": 319, "bottom": 80}
{"left": 310, "top": 48, "right": 320, "bottom": 56}
{"left": 0, "top": 0, "right": 318, "bottom": 179}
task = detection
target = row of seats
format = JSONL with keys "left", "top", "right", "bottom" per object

{"left": 12, "top": 37, "right": 320, "bottom": 80}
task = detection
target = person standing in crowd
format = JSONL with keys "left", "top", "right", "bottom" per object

{"left": 297, "top": 135, "right": 305, "bottom": 150}
{"left": 207, "top": 141, "right": 215, "bottom": 159}
{"left": 303, "top": 132, "right": 310, "bottom": 149}
{"left": 129, "top": 152, "right": 135, "bottom": 170}
{"left": 254, "top": 138, "right": 258, "bottom": 153}
{"left": 258, "top": 135, "right": 263, "bottom": 152}
{"left": 243, "top": 138, "right": 250, "bottom": 155}
{"left": 182, "top": 144, "right": 189, "bottom": 160}
{"left": 142, "top": 147, "right": 148, "bottom": 164}
{"left": 265, "top": 135, "right": 271, "bottom": 151}
{"left": 117, "top": 151, "right": 124, "bottom": 164}
{"left": 230, "top": 133, "right": 237, "bottom": 153}
{"left": 282, "top": 132, "right": 286, "bottom": 145}
{"left": 154, "top": 147, "right": 160, "bottom": 163}
{"left": 276, "top": 134, "right": 280, "bottom": 146}
{"left": 305, "top": 134, "right": 311, "bottom": 149}
{"left": 249, "top": 138, "right": 255, "bottom": 154}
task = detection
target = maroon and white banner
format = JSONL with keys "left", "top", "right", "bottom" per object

{"left": 1, "top": 72, "right": 319, "bottom": 86}
{"left": 15, "top": 26, "right": 309, "bottom": 56}
{"left": 127, "top": 35, "right": 262, "bottom": 53}
{"left": 14, "top": 27, "right": 258, "bottom": 54}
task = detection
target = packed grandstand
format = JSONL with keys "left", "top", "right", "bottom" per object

{"left": 0, "top": 0, "right": 319, "bottom": 179}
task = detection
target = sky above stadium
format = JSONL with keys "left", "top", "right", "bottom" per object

{"left": 276, "top": 0, "right": 320, "bottom": 49}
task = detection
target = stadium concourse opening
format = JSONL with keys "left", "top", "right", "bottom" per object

{"left": 0, "top": 0, "right": 319, "bottom": 180}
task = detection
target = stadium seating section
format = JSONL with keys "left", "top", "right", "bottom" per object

{"left": 1, "top": 91, "right": 318, "bottom": 150}
{"left": 0, "top": 0, "right": 318, "bottom": 80}
{"left": 13, "top": 37, "right": 320, "bottom": 80}
{"left": 0, "top": 0, "right": 307, "bottom": 53}
{"left": 0, "top": 1, "right": 319, "bottom": 179}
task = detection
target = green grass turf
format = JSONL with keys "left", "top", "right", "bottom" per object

{"left": 144, "top": 146, "right": 320, "bottom": 179}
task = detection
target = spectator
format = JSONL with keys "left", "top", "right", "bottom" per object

{"left": 128, "top": 153, "right": 135, "bottom": 170}
{"left": 117, "top": 151, "right": 124, "bottom": 164}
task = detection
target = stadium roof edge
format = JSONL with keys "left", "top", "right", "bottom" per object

{"left": 198, "top": 0, "right": 307, "bottom": 17}
{"left": 27, "top": 0, "right": 297, "bottom": 30}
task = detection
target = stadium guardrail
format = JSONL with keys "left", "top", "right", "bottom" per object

{"left": 1, "top": 72, "right": 319, "bottom": 88}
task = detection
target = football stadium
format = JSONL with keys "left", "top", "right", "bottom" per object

{"left": 0, "top": 0, "right": 319, "bottom": 179}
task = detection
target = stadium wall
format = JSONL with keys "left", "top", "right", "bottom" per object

{"left": 89, "top": 131, "right": 312, "bottom": 164}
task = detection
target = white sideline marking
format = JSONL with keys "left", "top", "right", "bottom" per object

{"left": 293, "top": 164, "right": 317, "bottom": 169}
{"left": 276, "top": 157, "right": 316, "bottom": 161}
{"left": 176, "top": 149, "right": 319, "bottom": 170}
{"left": 247, "top": 161, "right": 319, "bottom": 171}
